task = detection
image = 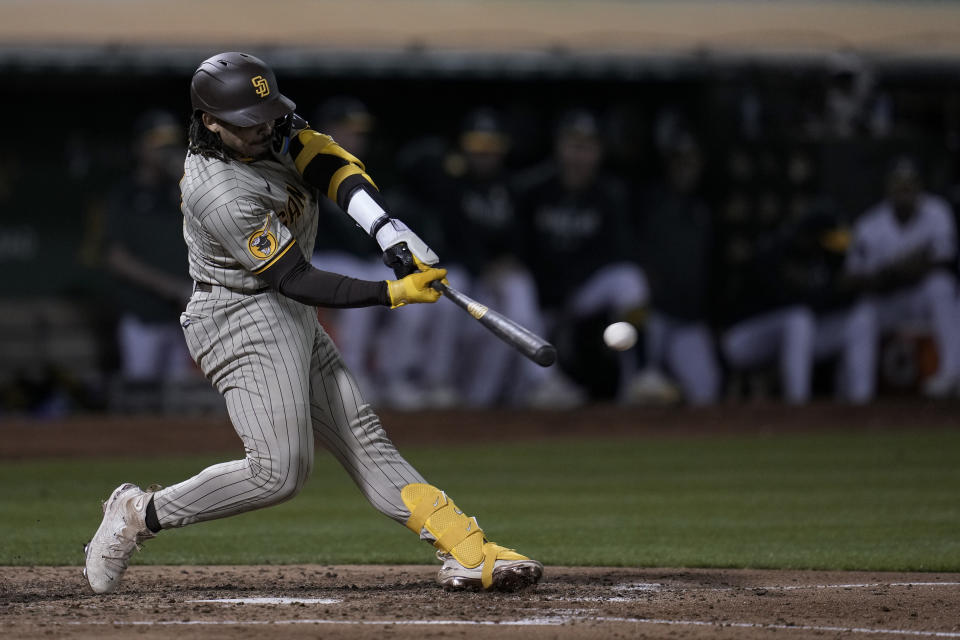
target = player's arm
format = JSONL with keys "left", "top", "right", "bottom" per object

{"left": 281, "top": 123, "right": 438, "bottom": 277}
{"left": 258, "top": 241, "right": 445, "bottom": 309}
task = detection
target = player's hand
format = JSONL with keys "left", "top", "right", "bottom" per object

{"left": 271, "top": 112, "right": 309, "bottom": 156}
{"left": 386, "top": 266, "right": 447, "bottom": 309}
{"left": 383, "top": 241, "right": 442, "bottom": 279}
{"left": 376, "top": 220, "right": 439, "bottom": 270}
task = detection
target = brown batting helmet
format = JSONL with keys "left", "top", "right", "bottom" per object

{"left": 190, "top": 52, "right": 295, "bottom": 127}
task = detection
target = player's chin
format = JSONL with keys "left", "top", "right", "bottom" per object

{"left": 246, "top": 140, "right": 272, "bottom": 157}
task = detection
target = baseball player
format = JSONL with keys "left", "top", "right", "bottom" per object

{"left": 635, "top": 131, "right": 720, "bottom": 405}
{"left": 516, "top": 109, "right": 649, "bottom": 401}
{"left": 83, "top": 52, "right": 542, "bottom": 594}
{"left": 843, "top": 157, "right": 960, "bottom": 397}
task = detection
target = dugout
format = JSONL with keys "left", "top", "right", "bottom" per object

{"left": 3, "top": 0, "right": 960, "bottom": 411}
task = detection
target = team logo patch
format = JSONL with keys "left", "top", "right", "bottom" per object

{"left": 248, "top": 230, "right": 278, "bottom": 259}
{"left": 251, "top": 75, "right": 270, "bottom": 98}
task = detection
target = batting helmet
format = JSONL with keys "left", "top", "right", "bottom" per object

{"left": 190, "top": 52, "right": 296, "bottom": 127}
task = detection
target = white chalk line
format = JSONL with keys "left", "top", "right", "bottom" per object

{"left": 188, "top": 597, "right": 342, "bottom": 605}
{"left": 65, "top": 616, "right": 960, "bottom": 637}
{"left": 613, "top": 581, "right": 960, "bottom": 593}
{"left": 766, "top": 582, "right": 960, "bottom": 591}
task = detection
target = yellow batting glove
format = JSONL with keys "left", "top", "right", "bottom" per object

{"left": 386, "top": 266, "right": 447, "bottom": 309}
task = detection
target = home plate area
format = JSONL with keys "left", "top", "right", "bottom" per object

{"left": 5, "top": 566, "right": 960, "bottom": 639}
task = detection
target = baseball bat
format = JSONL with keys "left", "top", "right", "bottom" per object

{"left": 431, "top": 281, "right": 557, "bottom": 367}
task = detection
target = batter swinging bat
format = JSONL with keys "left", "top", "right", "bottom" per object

{"left": 430, "top": 281, "right": 557, "bottom": 367}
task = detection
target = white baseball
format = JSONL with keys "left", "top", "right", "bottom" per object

{"left": 603, "top": 322, "right": 637, "bottom": 351}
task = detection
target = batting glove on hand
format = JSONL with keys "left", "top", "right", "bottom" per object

{"left": 377, "top": 221, "right": 439, "bottom": 273}
{"left": 386, "top": 267, "right": 447, "bottom": 309}
{"left": 271, "top": 112, "right": 309, "bottom": 156}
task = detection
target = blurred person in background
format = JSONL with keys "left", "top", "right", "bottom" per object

{"left": 424, "top": 108, "right": 582, "bottom": 407}
{"left": 516, "top": 109, "right": 648, "bottom": 402}
{"left": 309, "top": 97, "right": 390, "bottom": 402}
{"left": 843, "top": 156, "right": 960, "bottom": 398}
{"left": 635, "top": 129, "right": 720, "bottom": 405}
{"left": 104, "top": 110, "right": 193, "bottom": 383}
{"left": 788, "top": 213, "right": 876, "bottom": 404}
{"left": 718, "top": 229, "right": 818, "bottom": 405}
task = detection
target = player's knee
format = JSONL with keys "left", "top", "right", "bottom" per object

{"left": 252, "top": 450, "right": 312, "bottom": 505}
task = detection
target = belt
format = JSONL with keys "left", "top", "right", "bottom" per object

{"left": 194, "top": 281, "right": 269, "bottom": 295}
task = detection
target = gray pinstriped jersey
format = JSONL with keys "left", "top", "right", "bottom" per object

{"left": 181, "top": 152, "right": 319, "bottom": 291}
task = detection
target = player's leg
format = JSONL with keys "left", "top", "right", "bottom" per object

{"left": 463, "top": 265, "right": 583, "bottom": 408}
{"left": 722, "top": 307, "right": 815, "bottom": 403}
{"left": 84, "top": 292, "right": 316, "bottom": 593}
{"left": 567, "top": 261, "right": 651, "bottom": 400}
{"left": 307, "top": 327, "right": 542, "bottom": 591}
{"left": 627, "top": 312, "right": 682, "bottom": 405}
{"left": 814, "top": 304, "right": 877, "bottom": 404}
{"left": 779, "top": 306, "right": 816, "bottom": 404}
{"left": 377, "top": 264, "right": 469, "bottom": 408}
{"left": 915, "top": 271, "right": 960, "bottom": 395}
{"left": 153, "top": 293, "right": 316, "bottom": 526}
{"left": 665, "top": 320, "right": 721, "bottom": 405}
{"left": 116, "top": 313, "right": 165, "bottom": 381}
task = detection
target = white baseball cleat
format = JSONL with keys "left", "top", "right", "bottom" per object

{"left": 83, "top": 483, "right": 156, "bottom": 594}
{"left": 435, "top": 549, "right": 544, "bottom": 592}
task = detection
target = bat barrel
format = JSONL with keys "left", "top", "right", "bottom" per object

{"left": 431, "top": 280, "right": 556, "bottom": 367}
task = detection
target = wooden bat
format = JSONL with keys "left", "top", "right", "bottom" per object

{"left": 431, "top": 281, "right": 557, "bottom": 367}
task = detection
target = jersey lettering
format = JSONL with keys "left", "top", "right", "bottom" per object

{"left": 280, "top": 183, "right": 307, "bottom": 226}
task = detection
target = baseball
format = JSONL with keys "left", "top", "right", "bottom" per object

{"left": 603, "top": 322, "right": 637, "bottom": 351}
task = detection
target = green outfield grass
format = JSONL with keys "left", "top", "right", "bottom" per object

{"left": 1, "top": 429, "right": 958, "bottom": 571}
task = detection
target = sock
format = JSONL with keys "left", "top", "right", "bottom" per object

{"left": 145, "top": 496, "right": 162, "bottom": 533}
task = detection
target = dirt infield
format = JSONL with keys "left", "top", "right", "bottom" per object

{"left": 4, "top": 400, "right": 960, "bottom": 459}
{"left": 3, "top": 565, "right": 959, "bottom": 639}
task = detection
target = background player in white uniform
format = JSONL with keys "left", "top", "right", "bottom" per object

{"left": 516, "top": 109, "right": 650, "bottom": 402}
{"left": 844, "top": 157, "right": 960, "bottom": 397}
{"left": 84, "top": 52, "right": 542, "bottom": 595}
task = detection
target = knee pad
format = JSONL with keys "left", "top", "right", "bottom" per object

{"left": 401, "top": 483, "right": 485, "bottom": 568}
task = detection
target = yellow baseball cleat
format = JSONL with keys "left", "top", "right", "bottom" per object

{"left": 436, "top": 544, "right": 543, "bottom": 592}
{"left": 401, "top": 483, "right": 543, "bottom": 591}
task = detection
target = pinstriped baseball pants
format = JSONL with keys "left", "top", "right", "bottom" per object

{"left": 152, "top": 286, "right": 426, "bottom": 529}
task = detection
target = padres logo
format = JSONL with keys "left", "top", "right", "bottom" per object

{"left": 248, "top": 230, "right": 278, "bottom": 259}
{"left": 251, "top": 75, "right": 270, "bottom": 98}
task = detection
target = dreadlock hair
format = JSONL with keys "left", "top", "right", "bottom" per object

{"left": 187, "top": 111, "right": 229, "bottom": 161}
